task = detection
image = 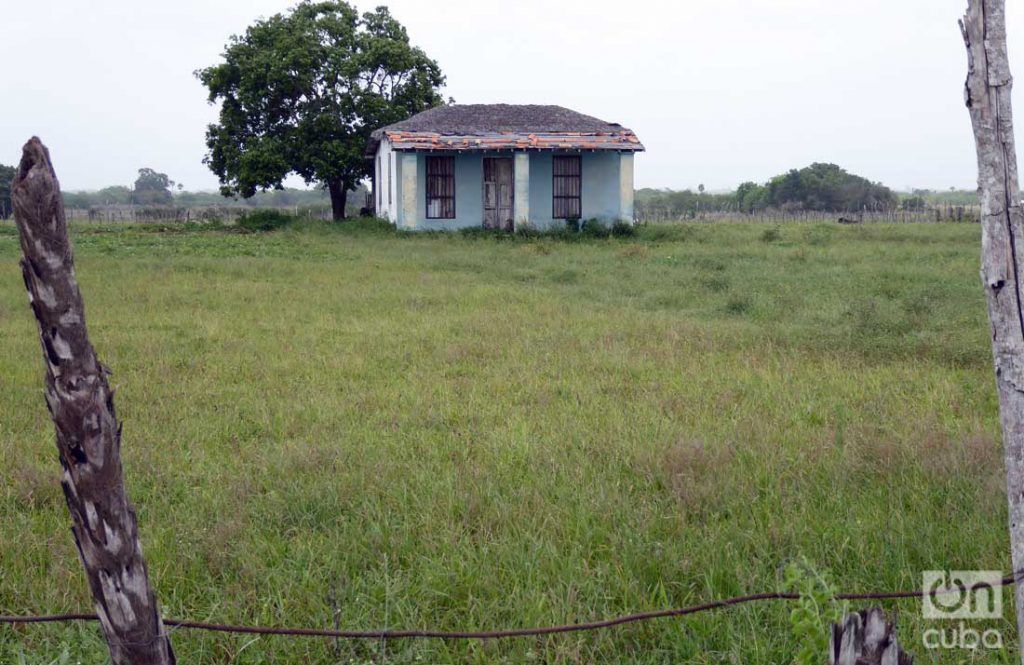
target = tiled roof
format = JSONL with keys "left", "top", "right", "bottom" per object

{"left": 367, "top": 104, "right": 643, "bottom": 153}
{"left": 383, "top": 130, "right": 643, "bottom": 152}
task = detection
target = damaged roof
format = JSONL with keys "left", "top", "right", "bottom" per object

{"left": 367, "top": 104, "right": 644, "bottom": 153}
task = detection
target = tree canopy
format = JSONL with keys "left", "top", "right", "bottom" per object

{"left": 197, "top": 1, "right": 445, "bottom": 219}
{"left": 763, "top": 163, "right": 897, "bottom": 212}
{"left": 0, "top": 163, "right": 14, "bottom": 219}
{"left": 132, "top": 168, "right": 174, "bottom": 205}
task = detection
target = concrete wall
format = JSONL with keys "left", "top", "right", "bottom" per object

{"left": 397, "top": 152, "right": 417, "bottom": 229}
{"left": 527, "top": 152, "right": 624, "bottom": 229}
{"left": 619, "top": 153, "right": 635, "bottom": 222}
{"left": 375, "top": 137, "right": 397, "bottom": 222}
{"left": 411, "top": 152, "right": 485, "bottom": 231}
{"left": 386, "top": 149, "right": 635, "bottom": 230}
{"left": 514, "top": 152, "right": 530, "bottom": 227}
{"left": 527, "top": 153, "right": 555, "bottom": 228}
{"left": 582, "top": 152, "right": 622, "bottom": 223}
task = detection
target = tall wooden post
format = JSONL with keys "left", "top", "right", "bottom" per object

{"left": 961, "top": 2, "right": 1024, "bottom": 659}
{"left": 11, "top": 137, "right": 175, "bottom": 664}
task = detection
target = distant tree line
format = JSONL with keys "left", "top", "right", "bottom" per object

{"left": 0, "top": 157, "right": 978, "bottom": 224}
{"left": 898, "top": 188, "right": 978, "bottom": 208}
{"left": 61, "top": 184, "right": 343, "bottom": 210}
{"left": 637, "top": 163, "right": 904, "bottom": 219}
{"left": 53, "top": 165, "right": 367, "bottom": 216}
{"left": 0, "top": 163, "right": 15, "bottom": 219}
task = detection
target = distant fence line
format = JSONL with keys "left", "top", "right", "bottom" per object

{"left": 8, "top": 203, "right": 978, "bottom": 225}
{"left": 635, "top": 205, "right": 980, "bottom": 224}
{"left": 61, "top": 205, "right": 336, "bottom": 223}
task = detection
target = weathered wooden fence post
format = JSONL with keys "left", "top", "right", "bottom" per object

{"left": 830, "top": 609, "right": 912, "bottom": 665}
{"left": 12, "top": 137, "right": 175, "bottom": 664}
{"left": 961, "top": 1, "right": 1024, "bottom": 660}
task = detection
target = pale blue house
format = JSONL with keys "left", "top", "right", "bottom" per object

{"left": 366, "top": 104, "right": 644, "bottom": 231}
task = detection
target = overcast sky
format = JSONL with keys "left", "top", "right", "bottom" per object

{"left": 3, "top": 0, "right": 1022, "bottom": 193}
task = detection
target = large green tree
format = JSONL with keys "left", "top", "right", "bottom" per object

{"left": 198, "top": 1, "right": 445, "bottom": 220}
{"left": 765, "top": 163, "right": 897, "bottom": 211}
{"left": 0, "top": 163, "right": 15, "bottom": 219}
{"left": 132, "top": 167, "right": 175, "bottom": 205}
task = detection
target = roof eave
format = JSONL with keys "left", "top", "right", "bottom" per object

{"left": 383, "top": 130, "right": 644, "bottom": 153}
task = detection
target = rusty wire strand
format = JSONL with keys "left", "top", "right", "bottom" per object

{"left": 1, "top": 573, "right": 1018, "bottom": 641}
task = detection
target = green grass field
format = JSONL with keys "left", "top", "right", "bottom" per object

{"left": 0, "top": 219, "right": 1014, "bottom": 663}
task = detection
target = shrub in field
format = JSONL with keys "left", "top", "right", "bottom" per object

{"left": 701, "top": 275, "right": 730, "bottom": 293}
{"left": 514, "top": 222, "right": 541, "bottom": 238}
{"left": 761, "top": 225, "right": 782, "bottom": 242}
{"left": 725, "top": 295, "right": 753, "bottom": 315}
{"left": 341, "top": 217, "right": 395, "bottom": 235}
{"left": 581, "top": 219, "right": 610, "bottom": 238}
{"left": 636, "top": 223, "right": 697, "bottom": 242}
{"left": 458, "top": 226, "right": 511, "bottom": 240}
{"left": 180, "top": 220, "right": 229, "bottom": 233}
{"left": 235, "top": 209, "right": 294, "bottom": 232}
{"left": 454, "top": 220, "right": 638, "bottom": 242}
{"left": 785, "top": 559, "right": 843, "bottom": 665}
{"left": 611, "top": 220, "right": 635, "bottom": 237}
{"left": 541, "top": 226, "right": 575, "bottom": 241}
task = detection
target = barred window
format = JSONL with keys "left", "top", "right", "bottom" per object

{"left": 426, "top": 156, "right": 455, "bottom": 219}
{"left": 552, "top": 155, "right": 581, "bottom": 219}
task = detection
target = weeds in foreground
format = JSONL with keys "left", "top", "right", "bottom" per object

{"left": 785, "top": 559, "right": 844, "bottom": 665}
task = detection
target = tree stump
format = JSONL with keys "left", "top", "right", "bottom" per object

{"left": 829, "top": 608, "right": 912, "bottom": 665}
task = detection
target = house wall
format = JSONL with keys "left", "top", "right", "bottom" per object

{"left": 387, "top": 149, "right": 634, "bottom": 230}
{"left": 411, "top": 152, "right": 485, "bottom": 231}
{"left": 619, "top": 153, "right": 635, "bottom": 222}
{"left": 527, "top": 152, "right": 624, "bottom": 229}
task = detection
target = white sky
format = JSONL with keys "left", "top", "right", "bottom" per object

{"left": 3, "top": 0, "right": 1022, "bottom": 193}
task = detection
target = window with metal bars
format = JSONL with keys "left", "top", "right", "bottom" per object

{"left": 552, "top": 155, "right": 581, "bottom": 219}
{"left": 426, "top": 156, "right": 455, "bottom": 219}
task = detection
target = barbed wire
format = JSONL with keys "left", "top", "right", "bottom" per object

{"left": 1, "top": 573, "right": 1017, "bottom": 641}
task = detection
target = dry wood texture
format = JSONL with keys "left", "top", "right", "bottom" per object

{"left": 961, "top": 1, "right": 1024, "bottom": 659}
{"left": 11, "top": 137, "right": 175, "bottom": 664}
{"left": 829, "top": 608, "right": 912, "bottom": 665}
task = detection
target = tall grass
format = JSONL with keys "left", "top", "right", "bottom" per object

{"left": 0, "top": 220, "right": 1013, "bottom": 663}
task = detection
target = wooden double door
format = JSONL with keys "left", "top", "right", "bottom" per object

{"left": 483, "top": 158, "right": 514, "bottom": 230}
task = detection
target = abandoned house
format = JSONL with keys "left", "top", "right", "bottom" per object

{"left": 365, "top": 104, "right": 644, "bottom": 230}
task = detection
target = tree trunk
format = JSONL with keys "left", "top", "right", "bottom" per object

{"left": 328, "top": 178, "right": 348, "bottom": 221}
{"left": 961, "top": 2, "right": 1024, "bottom": 660}
{"left": 11, "top": 137, "right": 175, "bottom": 665}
